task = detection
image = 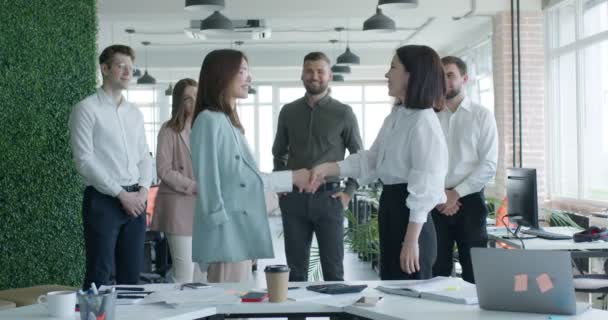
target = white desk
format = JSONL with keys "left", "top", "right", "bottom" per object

{"left": 487, "top": 226, "right": 608, "bottom": 252}
{"left": 1, "top": 281, "right": 607, "bottom": 320}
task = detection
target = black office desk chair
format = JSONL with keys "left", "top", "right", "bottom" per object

{"left": 140, "top": 230, "right": 171, "bottom": 283}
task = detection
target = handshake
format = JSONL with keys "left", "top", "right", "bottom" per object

{"left": 291, "top": 162, "right": 340, "bottom": 193}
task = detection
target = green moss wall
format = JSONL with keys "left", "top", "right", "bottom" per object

{"left": 0, "top": 0, "right": 97, "bottom": 289}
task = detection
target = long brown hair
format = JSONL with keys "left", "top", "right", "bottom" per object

{"left": 395, "top": 45, "right": 446, "bottom": 110}
{"left": 193, "top": 49, "right": 246, "bottom": 133}
{"left": 167, "top": 78, "right": 197, "bottom": 132}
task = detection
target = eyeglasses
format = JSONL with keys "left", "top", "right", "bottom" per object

{"left": 113, "top": 63, "right": 134, "bottom": 73}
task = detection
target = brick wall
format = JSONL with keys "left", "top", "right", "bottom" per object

{"left": 490, "top": 11, "right": 546, "bottom": 204}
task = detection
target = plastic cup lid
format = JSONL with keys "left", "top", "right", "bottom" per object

{"left": 264, "top": 265, "right": 290, "bottom": 273}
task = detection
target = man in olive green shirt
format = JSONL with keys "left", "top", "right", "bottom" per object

{"left": 272, "top": 52, "right": 362, "bottom": 281}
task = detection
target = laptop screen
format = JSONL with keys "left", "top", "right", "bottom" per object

{"left": 471, "top": 248, "right": 577, "bottom": 315}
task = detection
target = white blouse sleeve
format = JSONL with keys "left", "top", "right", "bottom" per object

{"left": 260, "top": 171, "right": 293, "bottom": 193}
{"left": 406, "top": 117, "right": 449, "bottom": 224}
{"left": 338, "top": 113, "right": 390, "bottom": 185}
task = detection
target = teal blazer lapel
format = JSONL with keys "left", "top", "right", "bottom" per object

{"left": 225, "top": 116, "right": 262, "bottom": 181}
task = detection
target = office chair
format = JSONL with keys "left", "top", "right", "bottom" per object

{"left": 573, "top": 260, "right": 608, "bottom": 310}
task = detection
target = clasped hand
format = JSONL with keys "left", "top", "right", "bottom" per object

{"left": 292, "top": 162, "right": 340, "bottom": 193}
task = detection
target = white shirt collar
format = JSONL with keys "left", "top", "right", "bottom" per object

{"left": 97, "top": 87, "right": 126, "bottom": 108}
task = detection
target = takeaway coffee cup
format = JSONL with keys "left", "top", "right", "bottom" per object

{"left": 37, "top": 290, "right": 76, "bottom": 318}
{"left": 264, "top": 265, "right": 290, "bottom": 302}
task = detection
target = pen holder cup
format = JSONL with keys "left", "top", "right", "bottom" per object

{"left": 77, "top": 290, "right": 116, "bottom": 320}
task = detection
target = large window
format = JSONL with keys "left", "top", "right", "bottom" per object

{"left": 546, "top": 0, "right": 608, "bottom": 202}
{"left": 125, "top": 88, "right": 165, "bottom": 156}
{"left": 461, "top": 39, "right": 495, "bottom": 113}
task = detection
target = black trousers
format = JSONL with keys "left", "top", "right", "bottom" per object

{"left": 431, "top": 190, "right": 488, "bottom": 283}
{"left": 279, "top": 188, "right": 345, "bottom": 281}
{"left": 378, "top": 184, "right": 437, "bottom": 280}
{"left": 82, "top": 186, "right": 146, "bottom": 289}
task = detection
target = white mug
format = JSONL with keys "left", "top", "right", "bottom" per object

{"left": 37, "top": 290, "right": 76, "bottom": 318}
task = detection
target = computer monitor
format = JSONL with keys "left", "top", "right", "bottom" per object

{"left": 506, "top": 168, "right": 539, "bottom": 230}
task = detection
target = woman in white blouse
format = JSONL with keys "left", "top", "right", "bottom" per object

{"left": 311, "top": 45, "right": 449, "bottom": 280}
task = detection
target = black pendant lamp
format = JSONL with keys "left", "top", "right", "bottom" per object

{"left": 165, "top": 83, "right": 173, "bottom": 96}
{"left": 201, "top": 11, "right": 233, "bottom": 34}
{"left": 137, "top": 41, "right": 156, "bottom": 85}
{"left": 185, "top": 0, "right": 224, "bottom": 11}
{"left": 125, "top": 28, "right": 143, "bottom": 79}
{"left": 363, "top": 8, "right": 396, "bottom": 32}
{"left": 378, "top": 0, "right": 418, "bottom": 10}
{"left": 337, "top": 47, "right": 360, "bottom": 65}
{"left": 331, "top": 65, "right": 351, "bottom": 74}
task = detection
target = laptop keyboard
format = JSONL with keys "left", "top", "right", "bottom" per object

{"left": 521, "top": 228, "right": 573, "bottom": 240}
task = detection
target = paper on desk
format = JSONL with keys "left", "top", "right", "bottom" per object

{"left": 144, "top": 287, "right": 240, "bottom": 306}
{"left": 379, "top": 277, "right": 463, "bottom": 293}
{"left": 377, "top": 277, "right": 478, "bottom": 305}
{"left": 311, "top": 292, "right": 366, "bottom": 307}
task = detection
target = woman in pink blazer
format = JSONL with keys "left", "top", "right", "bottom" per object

{"left": 151, "top": 78, "right": 203, "bottom": 283}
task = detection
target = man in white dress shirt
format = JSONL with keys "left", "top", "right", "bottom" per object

{"left": 69, "top": 45, "right": 153, "bottom": 289}
{"left": 432, "top": 56, "right": 498, "bottom": 284}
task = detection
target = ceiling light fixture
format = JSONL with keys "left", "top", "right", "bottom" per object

{"left": 137, "top": 41, "right": 156, "bottom": 85}
{"left": 378, "top": 0, "right": 418, "bottom": 10}
{"left": 332, "top": 74, "right": 344, "bottom": 82}
{"left": 200, "top": 11, "right": 233, "bottom": 34}
{"left": 363, "top": 8, "right": 396, "bottom": 32}
{"left": 184, "top": 0, "right": 224, "bottom": 12}
{"left": 331, "top": 65, "right": 351, "bottom": 74}
{"left": 336, "top": 27, "right": 360, "bottom": 66}
{"left": 125, "top": 28, "right": 142, "bottom": 78}
{"left": 329, "top": 39, "right": 351, "bottom": 75}
{"left": 165, "top": 83, "right": 173, "bottom": 96}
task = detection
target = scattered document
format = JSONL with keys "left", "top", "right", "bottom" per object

{"left": 144, "top": 287, "right": 240, "bottom": 306}
{"left": 376, "top": 277, "right": 478, "bottom": 305}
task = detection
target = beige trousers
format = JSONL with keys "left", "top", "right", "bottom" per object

{"left": 205, "top": 260, "right": 252, "bottom": 283}
{"left": 166, "top": 234, "right": 206, "bottom": 283}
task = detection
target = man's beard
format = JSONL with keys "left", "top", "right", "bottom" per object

{"left": 446, "top": 87, "right": 461, "bottom": 100}
{"left": 304, "top": 81, "right": 328, "bottom": 95}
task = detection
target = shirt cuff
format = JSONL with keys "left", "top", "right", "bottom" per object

{"left": 138, "top": 179, "right": 152, "bottom": 191}
{"left": 454, "top": 183, "right": 475, "bottom": 198}
{"left": 409, "top": 210, "right": 429, "bottom": 224}
{"left": 272, "top": 170, "right": 293, "bottom": 192}
{"left": 110, "top": 184, "right": 124, "bottom": 197}
{"left": 337, "top": 160, "right": 354, "bottom": 178}
{"left": 184, "top": 180, "right": 196, "bottom": 195}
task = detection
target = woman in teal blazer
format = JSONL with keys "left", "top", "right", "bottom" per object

{"left": 191, "top": 49, "right": 310, "bottom": 283}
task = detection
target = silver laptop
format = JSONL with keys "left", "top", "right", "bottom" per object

{"left": 471, "top": 248, "right": 578, "bottom": 315}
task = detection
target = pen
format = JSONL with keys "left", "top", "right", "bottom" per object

{"left": 114, "top": 287, "right": 145, "bottom": 291}
{"left": 117, "top": 295, "right": 147, "bottom": 299}
{"left": 90, "top": 282, "right": 99, "bottom": 295}
{"left": 115, "top": 291, "right": 153, "bottom": 295}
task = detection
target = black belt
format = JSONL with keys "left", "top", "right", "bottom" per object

{"left": 122, "top": 184, "right": 140, "bottom": 192}
{"left": 293, "top": 182, "right": 339, "bottom": 193}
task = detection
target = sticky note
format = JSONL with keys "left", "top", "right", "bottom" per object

{"left": 536, "top": 273, "right": 554, "bottom": 293}
{"left": 514, "top": 274, "right": 528, "bottom": 292}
